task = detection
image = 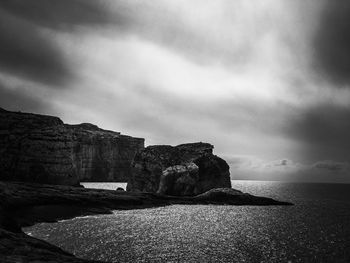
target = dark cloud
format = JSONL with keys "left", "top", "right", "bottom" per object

{"left": 0, "top": 0, "right": 113, "bottom": 86}
{"left": 0, "top": 0, "right": 113, "bottom": 30}
{"left": 288, "top": 104, "right": 350, "bottom": 162}
{"left": 312, "top": 160, "right": 348, "bottom": 172}
{"left": 314, "top": 1, "right": 350, "bottom": 86}
{"left": 276, "top": 159, "right": 288, "bottom": 166}
{"left": 229, "top": 157, "right": 350, "bottom": 182}
{"left": 0, "top": 82, "right": 49, "bottom": 113}
{"left": 0, "top": 10, "right": 70, "bottom": 86}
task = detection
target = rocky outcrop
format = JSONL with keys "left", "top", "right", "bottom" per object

{"left": 158, "top": 163, "right": 199, "bottom": 196}
{"left": 127, "top": 142, "right": 231, "bottom": 196}
{"left": 0, "top": 182, "right": 292, "bottom": 263}
{"left": 0, "top": 108, "right": 144, "bottom": 185}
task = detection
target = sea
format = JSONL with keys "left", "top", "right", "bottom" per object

{"left": 23, "top": 181, "right": 350, "bottom": 263}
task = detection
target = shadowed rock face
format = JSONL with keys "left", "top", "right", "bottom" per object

{"left": 0, "top": 108, "right": 144, "bottom": 185}
{"left": 127, "top": 142, "right": 232, "bottom": 196}
{"left": 158, "top": 163, "right": 199, "bottom": 196}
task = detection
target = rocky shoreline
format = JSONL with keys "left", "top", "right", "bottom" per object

{"left": 0, "top": 182, "right": 292, "bottom": 262}
{"left": 0, "top": 109, "right": 293, "bottom": 262}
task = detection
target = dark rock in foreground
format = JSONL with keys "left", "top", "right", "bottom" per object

{"left": 0, "top": 228, "right": 99, "bottom": 263}
{"left": 127, "top": 142, "right": 231, "bottom": 196}
{"left": 0, "top": 181, "right": 292, "bottom": 263}
{"left": 194, "top": 188, "right": 289, "bottom": 205}
{"left": 0, "top": 108, "right": 144, "bottom": 185}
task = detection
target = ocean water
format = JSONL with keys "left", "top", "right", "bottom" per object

{"left": 24, "top": 181, "right": 350, "bottom": 262}
{"left": 81, "top": 182, "right": 127, "bottom": 191}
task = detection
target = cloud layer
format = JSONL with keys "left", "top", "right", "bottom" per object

{"left": 227, "top": 156, "right": 350, "bottom": 183}
{"left": 0, "top": 1, "right": 349, "bottom": 182}
{"left": 0, "top": 0, "right": 113, "bottom": 86}
{"left": 313, "top": 0, "right": 350, "bottom": 86}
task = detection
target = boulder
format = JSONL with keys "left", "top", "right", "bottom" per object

{"left": 0, "top": 108, "right": 144, "bottom": 185}
{"left": 127, "top": 142, "right": 231, "bottom": 196}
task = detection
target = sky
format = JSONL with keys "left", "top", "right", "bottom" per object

{"left": 0, "top": 0, "right": 349, "bottom": 182}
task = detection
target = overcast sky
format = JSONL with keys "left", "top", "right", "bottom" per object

{"left": 0, "top": 0, "right": 349, "bottom": 182}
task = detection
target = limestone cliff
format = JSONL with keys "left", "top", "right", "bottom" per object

{"left": 0, "top": 108, "right": 144, "bottom": 185}
{"left": 126, "top": 142, "right": 231, "bottom": 196}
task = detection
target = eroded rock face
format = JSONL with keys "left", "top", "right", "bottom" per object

{"left": 158, "top": 162, "right": 199, "bottom": 196}
{"left": 127, "top": 142, "right": 231, "bottom": 196}
{"left": 0, "top": 108, "right": 144, "bottom": 185}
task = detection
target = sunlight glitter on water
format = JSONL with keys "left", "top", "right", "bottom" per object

{"left": 24, "top": 181, "right": 350, "bottom": 263}
{"left": 81, "top": 182, "right": 127, "bottom": 191}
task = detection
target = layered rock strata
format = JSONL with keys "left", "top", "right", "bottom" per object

{"left": 127, "top": 142, "right": 232, "bottom": 196}
{"left": 0, "top": 108, "right": 144, "bottom": 185}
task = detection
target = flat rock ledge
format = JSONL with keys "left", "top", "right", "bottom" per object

{"left": 0, "top": 182, "right": 292, "bottom": 263}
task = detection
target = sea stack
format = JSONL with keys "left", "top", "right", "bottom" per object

{"left": 127, "top": 142, "right": 231, "bottom": 196}
{"left": 0, "top": 108, "right": 144, "bottom": 185}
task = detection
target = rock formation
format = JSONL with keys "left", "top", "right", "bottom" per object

{"left": 0, "top": 181, "right": 291, "bottom": 262}
{"left": 126, "top": 142, "right": 231, "bottom": 196}
{"left": 0, "top": 108, "right": 144, "bottom": 185}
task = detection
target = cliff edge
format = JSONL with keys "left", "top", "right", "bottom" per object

{"left": 0, "top": 108, "right": 144, "bottom": 185}
{"left": 127, "top": 142, "right": 231, "bottom": 196}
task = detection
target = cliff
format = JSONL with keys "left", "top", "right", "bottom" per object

{"left": 0, "top": 108, "right": 144, "bottom": 185}
{"left": 127, "top": 142, "right": 232, "bottom": 196}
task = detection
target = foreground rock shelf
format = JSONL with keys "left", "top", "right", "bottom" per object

{"left": 0, "top": 182, "right": 292, "bottom": 262}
